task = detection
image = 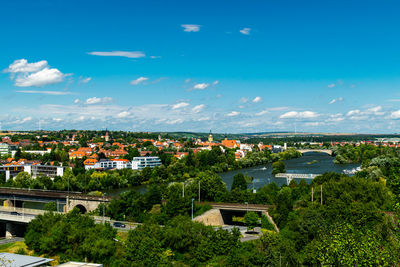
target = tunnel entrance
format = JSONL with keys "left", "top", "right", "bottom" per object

{"left": 219, "top": 209, "right": 262, "bottom": 226}
{"left": 74, "top": 204, "right": 87, "bottom": 214}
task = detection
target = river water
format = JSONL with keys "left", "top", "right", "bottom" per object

{"left": 105, "top": 152, "right": 359, "bottom": 196}
{"left": 219, "top": 152, "right": 360, "bottom": 190}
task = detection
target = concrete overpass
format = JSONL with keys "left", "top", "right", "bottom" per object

{"left": 0, "top": 205, "right": 110, "bottom": 237}
{"left": 296, "top": 149, "right": 333, "bottom": 156}
{"left": 194, "top": 202, "right": 279, "bottom": 232}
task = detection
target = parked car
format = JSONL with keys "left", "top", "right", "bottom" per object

{"left": 113, "top": 222, "right": 126, "bottom": 228}
{"left": 10, "top": 211, "right": 20, "bottom": 216}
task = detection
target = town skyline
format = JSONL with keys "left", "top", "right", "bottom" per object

{"left": 2, "top": 0, "right": 400, "bottom": 133}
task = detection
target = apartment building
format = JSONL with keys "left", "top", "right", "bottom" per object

{"left": 132, "top": 156, "right": 162, "bottom": 170}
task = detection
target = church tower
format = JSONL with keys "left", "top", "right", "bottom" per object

{"left": 105, "top": 129, "right": 110, "bottom": 142}
{"left": 208, "top": 130, "right": 213, "bottom": 143}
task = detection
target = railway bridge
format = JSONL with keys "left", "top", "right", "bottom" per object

{"left": 0, "top": 187, "right": 111, "bottom": 237}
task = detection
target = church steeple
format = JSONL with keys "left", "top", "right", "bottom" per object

{"left": 105, "top": 129, "right": 110, "bottom": 142}
{"left": 208, "top": 130, "right": 213, "bottom": 143}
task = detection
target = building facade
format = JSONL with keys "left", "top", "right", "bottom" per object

{"left": 0, "top": 143, "right": 18, "bottom": 157}
{"left": 132, "top": 156, "right": 162, "bottom": 170}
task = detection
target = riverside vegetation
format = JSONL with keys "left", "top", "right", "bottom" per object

{"left": 12, "top": 144, "right": 400, "bottom": 265}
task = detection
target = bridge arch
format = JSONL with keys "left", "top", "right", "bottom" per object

{"left": 296, "top": 149, "right": 333, "bottom": 156}
{"left": 74, "top": 204, "right": 87, "bottom": 214}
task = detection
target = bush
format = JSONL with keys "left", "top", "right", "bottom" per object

{"left": 261, "top": 214, "right": 275, "bottom": 231}
{"left": 15, "top": 248, "right": 26, "bottom": 255}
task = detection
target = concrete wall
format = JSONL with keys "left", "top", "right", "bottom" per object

{"left": 194, "top": 209, "right": 224, "bottom": 226}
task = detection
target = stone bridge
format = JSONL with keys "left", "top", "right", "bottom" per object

{"left": 0, "top": 187, "right": 111, "bottom": 214}
{"left": 296, "top": 149, "right": 333, "bottom": 156}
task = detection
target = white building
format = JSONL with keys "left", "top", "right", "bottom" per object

{"left": 0, "top": 164, "right": 65, "bottom": 180}
{"left": 0, "top": 143, "right": 18, "bottom": 157}
{"left": 94, "top": 159, "right": 131, "bottom": 170}
{"left": 132, "top": 156, "right": 162, "bottom": 170}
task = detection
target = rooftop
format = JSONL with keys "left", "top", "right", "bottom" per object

{"left": 57, "top": 262, "right": 103, "bottom": 267}
{"left": 0, "top": 252, "right": 53, "bottom": 267}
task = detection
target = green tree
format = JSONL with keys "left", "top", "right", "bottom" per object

{"left": 272, "top": 161, "right": 285, "bottom": 175}
{"left": 244, "top": 211, "right": 259, "bottom": 231}
{"left": 231, "top": 173, "right": 247, "bottom": 191}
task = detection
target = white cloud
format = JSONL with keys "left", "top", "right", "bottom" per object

{"left": 53, "top": 118, "right": 63, "bottom": 122}
{"left": 391, "top": 110, "right": 400, "bottom": 119}
{"left": 192, "top": 104, "right": 205, "bottom": 113}
{"left": 85, "top": 97, "right": 113, "bottom": 105}
{"left": 172, "top": 102, "right": 189, "bottom": 109}
{"left": 80, "top": 77, "right": 92, "bottom": 84}
{"left": 88, "top": 51, "right": 145, "bottom": 58}
{"left": 367, "top": 106, "right": 384, "bottom": 115}
{"left": 346, "top": 106, "right": 384, "bottom": 117}
{"left": 117, "top": 111, "right": 130, "bottom": 118}
{"left": 326, "top": 113, "right": 345, "bottom": 123}
{"left": 185, "top": 78, "right": 191, "bottom": 83}
{"left": 166, "top": 118, "right": 184, "bottom": 124}
{"left": 227, "top": 111, "right": 240, "bottom": 117}
{"left": 130, "top": 77, "right": 148, "bottom": 85}
{"left": 268, "top": 106, "right": 289, "bottom": 111}
{"left": 193, "top": 83, "right": 209, "bottom": 90}
{"left": 212, "top": 80, "right": 219, "bottom": 85}
{"left": 327, "top": 83, "right": 336, "bottom": 88}
{"left": 239, "top": 28, "right": 251, "bottom": 35}
{"left": 152, "top": 77, "right": 168, "bottom": 84}
{"left": 280, "top": 111, "right": 318, "bottom": 119}
{"left": 305, "top": 122, "right": 321, "bottom": 126}
{"left": 12, "top": 116, "right": 32, "bottom": 124}
{"left": 256, "top": 110, "right": 268, "bottom": 116}
{"left": 150, "top": 56, "right": 161, "bottom": 59}
{"left": 181, "top": 24, "right": 201, "bottom": 32}
{"left": 15, "top": 67, "right": 66, "bottom": 87}
{"left": 4, "top": 59, "right": 48, "bottom": 73}
{"left": 329, "top": 97, "right": 344, "bottom": 104}
{"left": 74, "top": 99, "right": 80, "bottom": 104}
{"left": 239, "top": 97, "right": 249, "bottom": 103}
{"left": 252, "top": 96, "right": 262, "bottom": 103}
{"left": 16, "top": 90, "right": 72, "bottom": 95}
{"left": 5, "top": 59, "right": 67, "bottom": 87}
{"left": 346, "top": 109, "right": 360, "bottom": 116}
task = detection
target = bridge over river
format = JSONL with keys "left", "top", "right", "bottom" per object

{"left": 296, "top": 149, "right": 333, "bottom": 156}
{"left": 275, "top": 173, "right": 319, "bottom": 184}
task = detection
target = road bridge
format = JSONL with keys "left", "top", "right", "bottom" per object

{"left": 296, "top": 149, "right": 333, "bottom": 156}
{"left": 275, "top": 173, "right": 319, "bottom": 184}
{"left": 195, "top": 202, "right": 279, "bottom": 232}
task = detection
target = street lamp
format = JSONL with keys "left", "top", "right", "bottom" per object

{"left": 103, "top": 193, "right": 106, "bottom": 224}
{"left": 191, "top": 198, "right": 194, "bottom": 220}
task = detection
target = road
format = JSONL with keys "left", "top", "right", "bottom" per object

{"left": 0, "top": 237, "right": 24, "bottom": 245}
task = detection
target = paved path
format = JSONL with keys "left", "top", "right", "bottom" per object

{"left": 0, "top": 237, "right": 24, "bottom": 245}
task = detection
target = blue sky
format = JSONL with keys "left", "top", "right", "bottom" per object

{"left": 1, "top": 0, "right": 400, "bottom": 133}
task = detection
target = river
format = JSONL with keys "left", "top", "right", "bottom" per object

{"left": 219, "top": 152, "right": 360, "bottom": 190}
{"left": 106, "top": 152, "right": 360, "bottom": 196}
